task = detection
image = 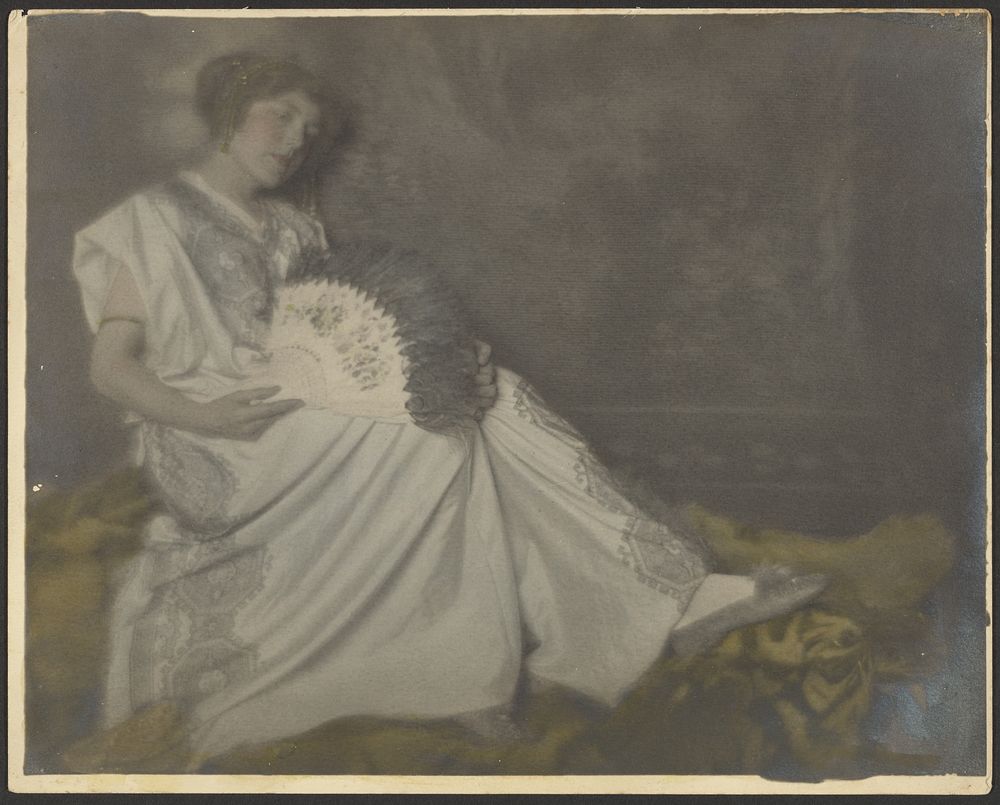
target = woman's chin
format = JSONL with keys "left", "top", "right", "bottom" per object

{"left": 258, "top": 172, "right": 291, "bottom": 191}
{"left": 253, "top": 157, "right": 306, "bottom": 190}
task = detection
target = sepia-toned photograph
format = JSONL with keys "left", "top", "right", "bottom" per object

{"left": 8, "top": 8, "right": 991, "bottom": 794}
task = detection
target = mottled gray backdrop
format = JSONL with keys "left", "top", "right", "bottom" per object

{"left": 24, "top": 12, "right": 987, "bottom": 771}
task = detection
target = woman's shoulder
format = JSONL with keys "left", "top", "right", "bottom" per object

{"left": 77, "top": 181, "right": 190, "bottom": 238}
{"left": 74, "top": 188, "right": 180, "bottom": 256}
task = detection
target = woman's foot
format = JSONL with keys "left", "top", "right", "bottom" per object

{"left": 670, "top": 567, "right": 828, "bottom": 658}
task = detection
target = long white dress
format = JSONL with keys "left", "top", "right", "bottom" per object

{"left": 73, "top": 173, "right": 759, "bottom": 760}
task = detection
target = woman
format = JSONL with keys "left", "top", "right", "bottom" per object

{"left": 73, "top": 52, "right": 825, "bottom": 765}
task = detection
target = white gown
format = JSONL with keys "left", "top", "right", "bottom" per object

{"left": 73, "top": 173, "right": 757, "bottom": 760}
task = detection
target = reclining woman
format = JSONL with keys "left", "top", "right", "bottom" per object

{"left": 73, "top": 51, "right": 826, "bottom": 767}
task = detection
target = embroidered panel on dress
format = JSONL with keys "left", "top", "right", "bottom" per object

{"left": 512, "top": 378, "right": 587, "bottom": 447}
{"left": 573, "top": 451, "right": 636, "bottom": 515}
{"left": 189, "top": 225, "right": 273, "bottom": 347}
{"left": 164, "top": 181, "right": 275, "bottom": 347}
{"left": 267, "top": 200, "right": 330, "bottom": 276}
{"left": 141, "top": 422, "right": 238, "bottom": 538}
{"left": 512, "top": 379, "right": 710, "bottom": 601}
{"left": 618, "top": 516, "right": 707, "bottom": 605}
{"left": 158, "top": 181, "right": 321, "bottom": 349}
{"left": 130, "top": 538, "right": 268, "bottom": 711}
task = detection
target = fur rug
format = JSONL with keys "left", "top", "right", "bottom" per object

{"left": 24, "top": 470, "right": 954, "bottom": 778}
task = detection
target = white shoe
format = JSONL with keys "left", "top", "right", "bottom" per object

{"left": 670, "top": 567, "right": 827, "bottom": 658}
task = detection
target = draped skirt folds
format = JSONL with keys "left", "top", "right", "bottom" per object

{"left": 103, "top": 369, "right": 716, "bottom": 760}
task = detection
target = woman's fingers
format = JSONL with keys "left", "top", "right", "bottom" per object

{"left": 234, "top": 422, "right": 272, "bottom": 441}
{"left": 233, "top": 409, "right": 293, "bottom": 439}
{"left": 475, "top": 362, "right": 496, "bottom": 386}
{"left": 247, "top": 421, "right": 275, "bottom": 440}
{"left": 239, "top": 398, "right": 305, "bottom": 422}
{"left": 475, "top": 380, "right": 498, "bottom": 418}
{"left": 222, "top": 386, "right": 283, "bottom": 404}
{"left": 474, "top": 340, "right": 492, "bottom": 367}
{"left": 196, "top": 388, "right": 303, "bottom": 439}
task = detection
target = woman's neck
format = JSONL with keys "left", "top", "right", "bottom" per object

{"left": 193, "top": 150, "right": 264, "bottom": 220}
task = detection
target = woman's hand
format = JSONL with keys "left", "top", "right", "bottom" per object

{"left": 90, "top": 300, "right": 303, "bottom": 441}
{"left": 473, "top": 340, "right": 497, "bottom": 419}
{"left": 194, "top": 387, "right": 305, "bottom": 440}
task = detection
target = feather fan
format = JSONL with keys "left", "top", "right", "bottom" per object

{"left": 285, "top": 241, "right": 483, "bottom": 434}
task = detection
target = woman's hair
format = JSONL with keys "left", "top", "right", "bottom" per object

{"left": 195, "top": 51, "right": 351, "bottom": 210}
{"left": 195, "top": 51, "right": 343, "bottom": 148}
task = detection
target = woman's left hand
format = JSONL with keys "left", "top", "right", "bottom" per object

{"left": 473, "top": 340, "right": 497, "bottom": 418}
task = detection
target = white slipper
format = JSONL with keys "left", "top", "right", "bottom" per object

{"left": 670, "top": 568, "right": 828, "bottom": 658}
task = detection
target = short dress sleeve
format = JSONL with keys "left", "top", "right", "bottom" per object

{"left": 73, "top": 201, "right": 145, "bottom": 334}
{"left": 72, "top": 192, "right": 208, "bottom": 381}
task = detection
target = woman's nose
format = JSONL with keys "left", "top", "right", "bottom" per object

{"left": 283, "top": 121, "right": 305, "bottom": 151}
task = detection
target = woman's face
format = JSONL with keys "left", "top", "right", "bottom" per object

{"left": 226, "top": 90, "right": 323, "bottom": 190}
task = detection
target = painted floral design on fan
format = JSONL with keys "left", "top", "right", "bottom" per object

{"left": 251, "top": 279, "right": 411, "bottom": 417}
{"left": 277, "top": 296, "right": 346, "bottom": 337}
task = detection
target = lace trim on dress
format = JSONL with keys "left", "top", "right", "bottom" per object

{"left": 619, "top": 517, "right": 707, "bottom": 604}
{"left": 130, "top": 538, "right": 268, "bottom": 711}
{"left": 140, "top": 422, "right": 239, "bottom": 538}
{"left": 512, "top": 377, "right": 711, "bottom": 603}
{"left": 177, "top": 172, "right": 270, "bottom": 242}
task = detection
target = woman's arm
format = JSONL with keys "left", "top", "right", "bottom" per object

{"left": 90, "top": 267, "right": 303, "bottom": 440}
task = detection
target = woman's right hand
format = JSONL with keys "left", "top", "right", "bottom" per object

{"left": 194, "top": 386, "right": 305, "bottom": 440}
{"left": 90, "top": 284, "right": 303, "bottom": 441}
